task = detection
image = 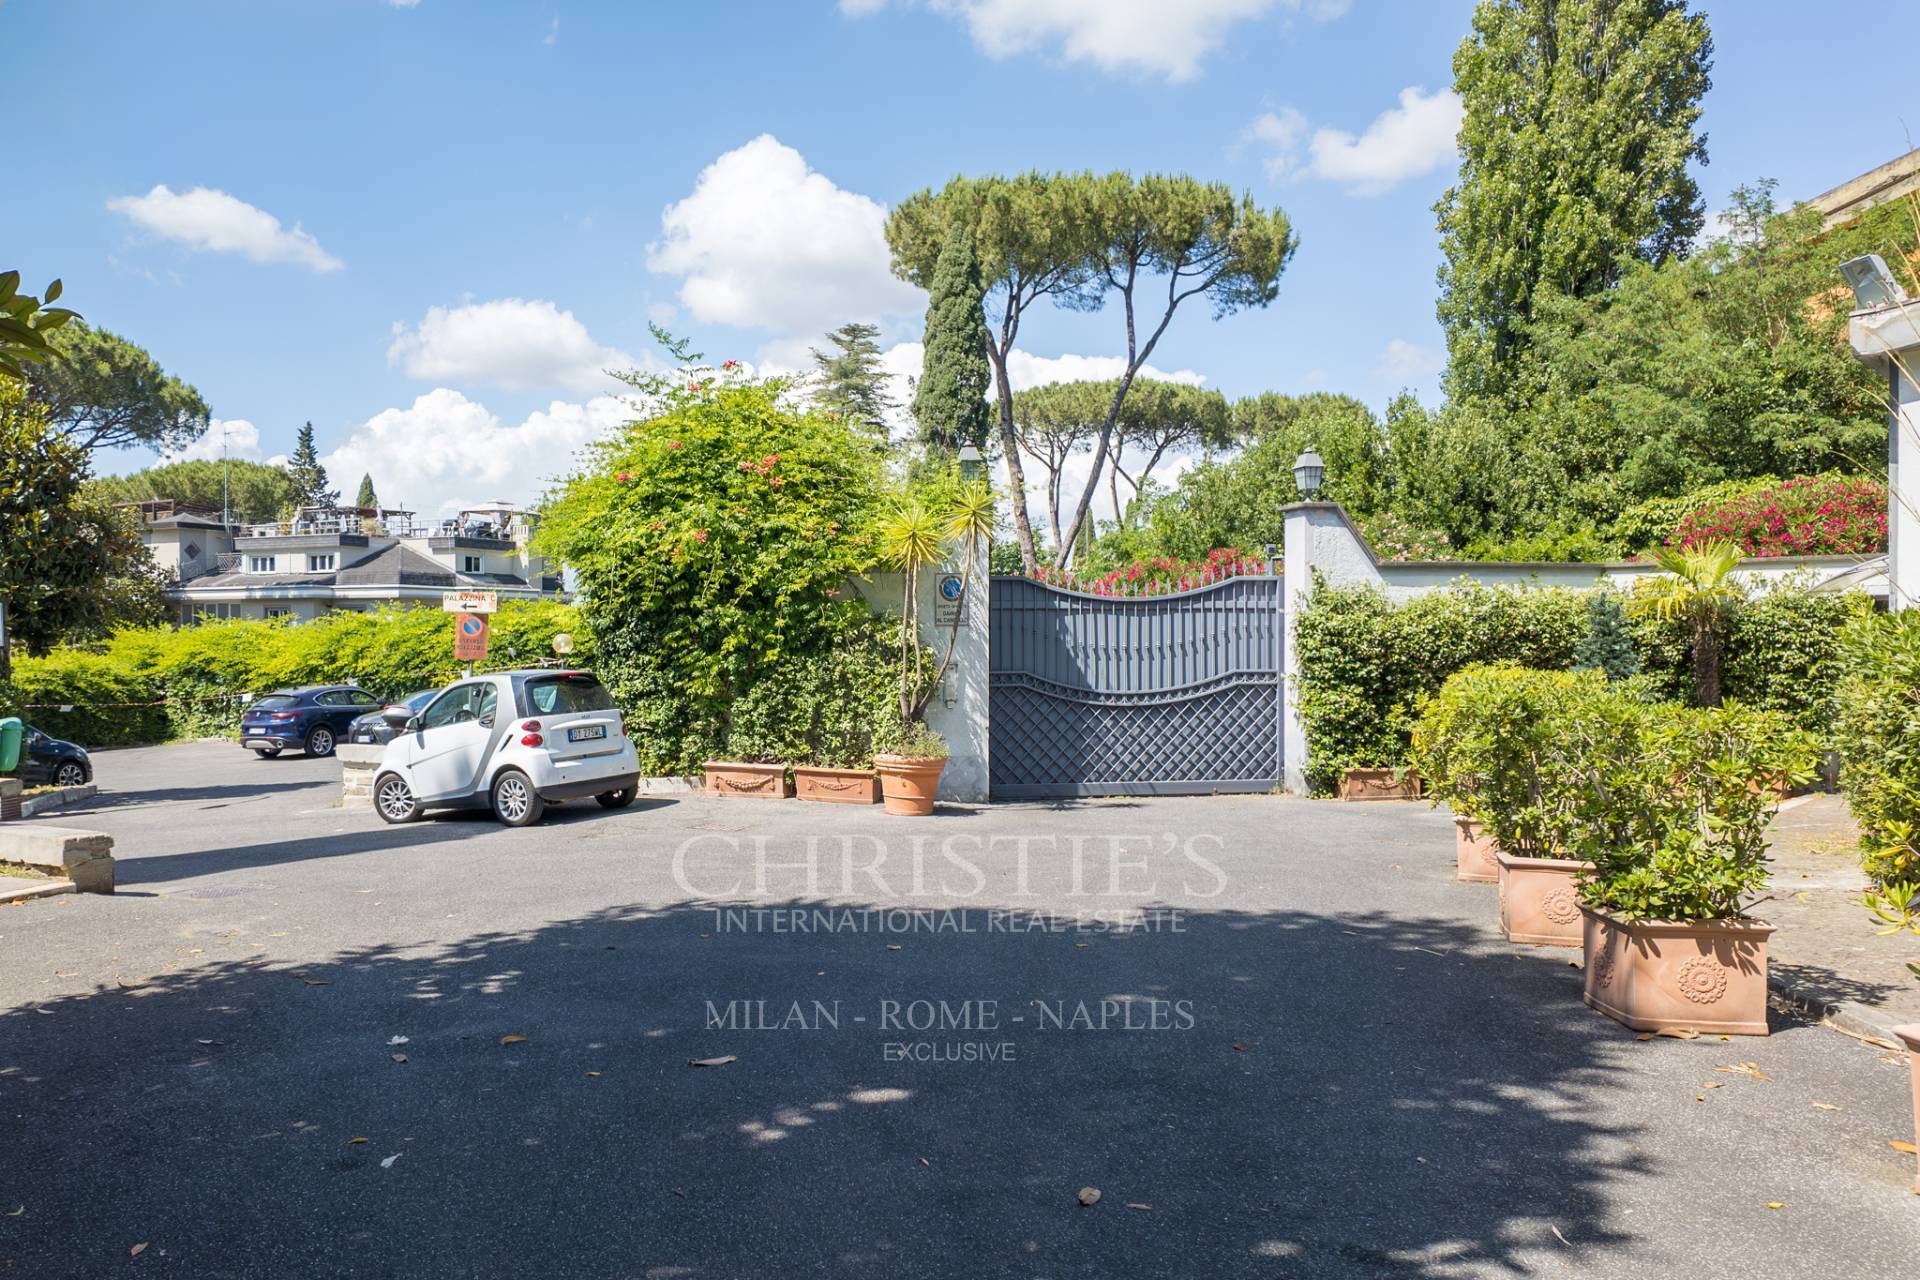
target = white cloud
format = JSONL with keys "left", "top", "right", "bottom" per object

{"left": 845, "top": 0, "right": 1348, "bottom": 82}
{"left": 386, "top": 0, "right": 421, "bottom": 7}
{"left": 162, "top": 418, "right": 263, "bottom": 464}
{"left": 542, "top": 15, "right": 559, "bottom": 44}
{"left": 1374, "top": 338, "right": 1443, "bottom": 382}
{"left": 387, "top": 298, "right": 642, "bottom": 394}
{"left": 106, "top": 185, "right": 344, "bottom": 272}
{"left": 1245, "top": 86, "right": 1462, "bottom": 195}
{"left": 1004, "top": 350, "right": 1207, "bottom": 390}
{"left": 648, "top": 135, "right": 923, "bottom": 342}
{"left": 321, "top": 389, "right": 631, "bottom": 518}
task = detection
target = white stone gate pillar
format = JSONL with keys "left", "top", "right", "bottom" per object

{"left": 1280, "top": 502, "right": 1385, "bottom": 794}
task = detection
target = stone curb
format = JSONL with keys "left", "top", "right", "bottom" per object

{"left": 1767, "top": 970, "right": 1908, "bottom": 1048}
{"left": 0, "top": 878, "right": 76, "bottom": 904}
{"left": 20, "top": 784, "right": 98, "bottom": 819}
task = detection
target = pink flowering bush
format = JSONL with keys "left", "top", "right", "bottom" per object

{"left": 1029, "top": 547, "right": 1271, "bottom": 597}
{"left": 1672, "top": 475, "right": 1886, "bottom": 558}
{"left": 1358, "top": 512, "right": 1453, "bottom": 562}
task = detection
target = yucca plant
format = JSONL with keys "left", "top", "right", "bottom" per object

{"left": 877, "top": 477, "right": 998, "bottom": 727}
{"left": 1628, "top": 538, "right": 1743, "bottom": 706}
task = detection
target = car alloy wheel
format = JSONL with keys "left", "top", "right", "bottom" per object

{"left": 490, "top": 769, "right": 544, "bottom": 827}
{"left": 53, "top": 762, "right": 87, "bottom": 788}
{"left": 306, "top": 726, "right": 335, "bottom": 757}
{"left": 375, "top": 773, "right": 421, "bottom": 824}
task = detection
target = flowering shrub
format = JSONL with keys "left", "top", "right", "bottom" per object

{"left": 1028, "top": 547, "right": 1271, "bottom": 597}
{"left": 1672, "top": 474, "right": 1886, "bottom": 558}
{"left": 536, "top": 357, "right": 888, "bottom": 774}
{"left": 1358, "top": 512, "right": 1452, "bottom": 561}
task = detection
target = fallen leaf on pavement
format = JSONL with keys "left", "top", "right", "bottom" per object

{"left": 388, "top": 1035, "right": 410, "bottom": 1046}
{"left": 918, "top": 1157, "right": 930, "bottom": 1167}
{"left": 1126, "top": 1203, "right": 1152, "bottom": 1212}
{"left": 130, "top": 1243, "right": 147, "bottom": 1258}
{"left": 1232, "top": 1043, "right": 1249, "bottom": 1052}
{"left": 585, "top": 1071, "right": 601, "bottom": 1078}
{"left": 500, "top": 1035, "right": 528, "bottom": 1046}
{"left": 1766, "top": 1202, "right": 1784, "bottom": 1210}
{"left": 1892, "top": 1140, "right": 1919, "bottom": 1155}
{"left": 348, "top": 1137, "right": 369, "bottom": 1146}
{"left": 54, "top": 970, "right": 77, "bottom": 977}
{"left": 301, "top": 979, "right": 330, "bottom": 987}
{"left": 1811, "top": 1103, "right": 1840, "bottom": 1111}
{"left": 688, "top": 1055, "right": 737, "bottom": 1068}
{"left": 884, "top": 944, "right": 902, "bottom": 951}
{"left": 1077, "top": 1187, "right": 1101, "bottom": 1207}
{"left": 390, "top": 1053, "right": 408, "bottom": 1063}
{"left": 196, "top": 1039, "right": 220, "bottom": 1046}
{"left": 1715, "top": 1062, "right": 1771, "bottom": 1082}
{"left": 5, "top": 1206, "right": 21, "bottom": 1217}
{"left": 380, "top": 1153, "right": 402, "bottom": 1169}
{"left": 1550, "top": 1226, "right": 1571, "bottom": 1247}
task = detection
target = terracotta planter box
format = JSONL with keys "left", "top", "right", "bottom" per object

{"left": 793, "top": 766, "right": 879, "bottom": 805}
{"left": 874, "top": 754, "right": 945, "bottom": 817}
{"left": 702, "top": 761, "right": 791, "bottom": 800}
{"left": 1580, "top": 907, "right": 1774, "bottom": 1036}
{"left": 1895, "top": 1024, "right": 1920, "bottom": 1195}
{"left": 1455, "top": 816, "right": 1500, "bottom": 884}
{"left": 1496, "top": 852, "right": 1592, "bottom": 946}
{"left": 1339, "top": 768, "right": 1421, "bottom": 802}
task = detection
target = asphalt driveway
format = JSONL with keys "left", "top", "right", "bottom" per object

{"left": 1, "top": 741, "right": 1914, "bottom": 1278}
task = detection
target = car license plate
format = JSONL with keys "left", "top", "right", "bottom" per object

{"left": 568, "top": 725, "right": 607, "bottom": 742}
{"left": 246, "top": 727, "right": 266, "bottom": 735}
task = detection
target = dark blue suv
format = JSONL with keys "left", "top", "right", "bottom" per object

{"left": 240, "top": 685, "right": 381, "bottom": 759}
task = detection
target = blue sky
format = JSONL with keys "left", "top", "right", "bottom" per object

{"left": 3, "top": 0, "right": 1914, "bottom": 517}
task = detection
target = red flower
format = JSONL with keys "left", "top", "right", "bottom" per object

{"left": 667, "top": 441, "right": 683, "bottom": 450}
{"left": 693, "top": 529, "right": 708, "bottom": 543}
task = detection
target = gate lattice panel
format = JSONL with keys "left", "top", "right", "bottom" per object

{"left": 988, "top": 574, "right": 1282, "bottom": 798}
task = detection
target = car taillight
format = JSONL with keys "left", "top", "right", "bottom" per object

{"left": 270, "top": 712, "right": 296, "bottom": 721}
{"left": 521, "top": 732, "right": 544, "bottom": 747}
{"left": 522, "top": 719, "right": 542, "bottom": 732}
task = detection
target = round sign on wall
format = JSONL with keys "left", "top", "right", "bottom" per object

{"left": 938, "top": 574, "right": 964, "bottom": 601}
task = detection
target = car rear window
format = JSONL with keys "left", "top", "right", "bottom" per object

{"left": 251, "top": 695, "right": 300, "bottom": 710}
{"left": 522, "top": 674, "right": 614, "bottom": 716}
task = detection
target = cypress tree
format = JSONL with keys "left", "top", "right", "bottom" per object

{"left": 286, "top": 421, "right": 337, "bottom": 511}
{"left": 355, "top": 472, "right": 379, "bottom": 510}
{"left": 911, "top": 224, "right": 991, "bottom": 458}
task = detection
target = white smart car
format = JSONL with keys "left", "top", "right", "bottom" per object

{"left": 370, "top": 669, "right": 640, "bottom": 827}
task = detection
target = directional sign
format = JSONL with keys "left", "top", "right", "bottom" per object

{"left": 443, "top": 590, "right": 498, "bottom": 615}
{"left": 453, "top": 612, "right": 490, "bottom": 662}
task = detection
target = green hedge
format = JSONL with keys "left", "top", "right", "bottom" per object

{"left": 1, "top": 601, "right": 585, "bottom": 749}
{"left": 1294, "top": 578, "right": 1866, "bottom": 794}
{"left": 1834, "top": 611, "right": 1920, "bottom": 888}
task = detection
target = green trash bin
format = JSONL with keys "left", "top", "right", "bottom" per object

{"left": 0, "top": 717, "right": 22, "bottom": 775}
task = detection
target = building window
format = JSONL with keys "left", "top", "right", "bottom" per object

{"left": 462, "top": 555, "right": 482, "bottom": 574}
{"left": 249, "top": 556, "right": 276, "bottom": 573}
{"left": 265, "top": 607, "right": 292, "bottom": 619}
{"left": 183, "top": 542, "right": 201, "bottom": 561}
{"left": 308, "top": 553, "right": 335, "bottom": 571}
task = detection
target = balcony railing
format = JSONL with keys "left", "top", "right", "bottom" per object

{"left": 238, "top": 515, "right": 522, "bottom": 541}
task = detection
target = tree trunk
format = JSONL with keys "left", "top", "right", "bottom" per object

{"left": 1692, "top": 614, "right": 1722, "bottom": 707}
{"left": 986, "top": 343, "right": 1039, "bottom": 575}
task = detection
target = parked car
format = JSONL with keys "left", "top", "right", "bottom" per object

{"left": 240, "top": 685, "right": 381, "bottom": 758}
{"left": 349, "top": 689, "right": 438, "bottom": 746}
{"left": 371, "top": 669, "right": 639, "bottom": 827}
{"left": 19, "top": 726, "right": 92, "bottom": 788}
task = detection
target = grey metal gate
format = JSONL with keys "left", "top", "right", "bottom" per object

{"left": 988, "top": 573, "right": 1283, "bottom": 798}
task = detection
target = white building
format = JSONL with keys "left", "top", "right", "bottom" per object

{"left": 127, "top": 500, "right": 568, "bottom": 624}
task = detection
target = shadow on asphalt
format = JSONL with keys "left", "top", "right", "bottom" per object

{"left": 103, "top": 797, "right": 681, "bottom": 887}
{"left": 78, "top": 778, "right": 332, "bottom": 812}
{"left": 2, "top": 898, "right": 1656, "bottom": 1277}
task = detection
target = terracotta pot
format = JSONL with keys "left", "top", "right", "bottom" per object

{"left": 1340, "top": 768, "right": 1422, "bottom": 802}
{"left": 702, "top": 761, "right": 791, "bottom": 800}
{"left": 1496, "top": 851, "right": 1593, "bottom": 946}
{"left": 1894, "top": 1024, "right": 1920, "bottom": 1195}
{"left": 793, "top": 766, "right": 880, "bottom": 805}
{"left": 1454, "top": 816, "right": 1500, "bottom": 884}
{"left": 1580, "top": 906, "right": 1774, "bottom": 1036}
{"left": 874, "top": 754, "right": 946, "bottom": 816}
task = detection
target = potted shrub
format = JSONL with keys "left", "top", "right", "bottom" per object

{"left": 1413, "top": 665, "right": 1605, "bottom": 900}
{"left": 1562, "top": 698, "right": 1821, "bottom": 1036}
{"left": 871, "top": 479, "right": 994, "bottom": 817}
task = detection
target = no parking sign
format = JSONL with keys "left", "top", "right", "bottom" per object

{"left": 453, "top": 611, "right": 490, "bottom": 662}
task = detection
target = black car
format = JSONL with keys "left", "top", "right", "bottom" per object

{"left": 239, "top": 685, "right": 381, "bottom": 758}
{"left": 348, "top": 689, "right": 438, "bottom": 746}
{"left": 19, "top": 725, "right": 92, "bottom": 788}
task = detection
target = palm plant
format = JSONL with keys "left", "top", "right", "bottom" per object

{"left": 1628, "top": 539, "right": 1743, "bottom": 706}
